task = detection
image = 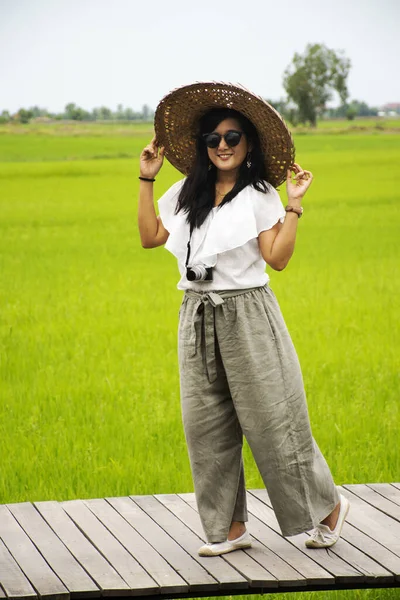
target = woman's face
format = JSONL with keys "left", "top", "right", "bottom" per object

{"left": 206, "top": 117, "right": 250, "bottom": 174}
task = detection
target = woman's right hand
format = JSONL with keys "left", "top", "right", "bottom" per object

{"left": 139, "top": 137, "right": 165, "bottom": 179}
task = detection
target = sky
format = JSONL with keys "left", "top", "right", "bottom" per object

{"left": 0, "top": 0, "right": 399, "bottom": 114}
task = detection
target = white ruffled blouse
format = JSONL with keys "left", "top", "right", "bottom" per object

{"left": 157, "top": 179, "right": 286, "bottom": 291}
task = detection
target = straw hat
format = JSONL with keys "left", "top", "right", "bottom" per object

{"left": 154, "top": 81, "right": 295, "bottom": 188}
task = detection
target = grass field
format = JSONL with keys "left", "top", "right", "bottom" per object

{"left": 0, "top": 123, "right": 399, "bottom": 600}
{"left": 0, "top": 117, "right": 399, "bottom": 162}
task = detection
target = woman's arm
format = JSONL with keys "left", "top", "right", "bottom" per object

{"left": 138, "top": 180, "right": 169, "bottom": 248}
{"left": 137, "top": 138, "right": 169, "bottom": 248}
{"left": 258, "top": 163, "right": 313, "bottom": 271}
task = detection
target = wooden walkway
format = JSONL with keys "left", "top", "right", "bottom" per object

{"left": 0, "top": 484, "right": 399, "bottom": 599}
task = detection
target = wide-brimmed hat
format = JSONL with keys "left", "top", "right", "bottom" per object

{"left": 154, "top": 81, "right": 295, "bottom": 188}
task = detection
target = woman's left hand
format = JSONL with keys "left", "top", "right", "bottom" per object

{"left": 286, "top": 163, "right": 313, "bottom": 205}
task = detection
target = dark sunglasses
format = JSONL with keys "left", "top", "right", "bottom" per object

{"left": 202, "top": 130, "right": 243, "bottom": 149}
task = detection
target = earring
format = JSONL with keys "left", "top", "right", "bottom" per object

{"left": 246, "top": 152, "right": 252, "bottom": 169}
{"left": 208, "top": 162, "right": 213, "bottom": 171}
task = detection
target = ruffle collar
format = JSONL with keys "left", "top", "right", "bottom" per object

{"left": 164, "top": 186, "right": 258, "bottom": 266}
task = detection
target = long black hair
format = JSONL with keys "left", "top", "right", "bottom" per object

{"left": 175, "top": 108, "right": 272, "bottom": 232}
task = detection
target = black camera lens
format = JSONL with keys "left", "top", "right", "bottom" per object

{"left": 186, "top": 268, "right": 197, "bottom": 281}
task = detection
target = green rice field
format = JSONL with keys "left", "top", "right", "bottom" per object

{"left": 0, "top": 122, "right": 399, "bottom": 600}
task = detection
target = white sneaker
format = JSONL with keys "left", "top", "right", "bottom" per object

{"left": 305, "top": 494, "right": 350, "bottom": 548}
{"left": 198, "top": 530, "right": 252, "bottom": 556}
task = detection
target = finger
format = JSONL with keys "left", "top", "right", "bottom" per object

{"left": 302, "top": 176, "right": 313, "bottom": 189}
{"left": 143, "top": 142, "right": 155, "bottom": 153}
{"left": 159, "top": 146, "right": 165, "bottom": 157}
{"left": 149, "top": 137, "right": 160, "bottom": 155}
{"left": 144, "top": 137, "right": 154, "bottom": 150}
{"left": 142, "top": 148, "right": 153, "bottom": 159}
{"left": 299, "top": 171, "right": 312, "bottom": 182}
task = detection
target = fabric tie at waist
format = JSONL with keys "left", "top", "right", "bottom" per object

{"left": 183, "top": 286, "right": 265, "bottom": 384}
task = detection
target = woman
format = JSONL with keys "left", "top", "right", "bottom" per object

{"left": 138, "top": 82, "right": 349, "bottom": 557}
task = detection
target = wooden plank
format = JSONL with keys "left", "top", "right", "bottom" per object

{"left": 248, "top": 490, "right": 366, "bottom": 584}
{"left": 8, "top": 503, "right": 99, "bottom": 598}
{"left": 163, "top": 493, "right": 311, "bottom": 588}
{"left": 106, "top": 497, "right": 208, "bottom": 592}
{"left": 368, "top": 484, "right": 400, "bottom": 507}
{"left": 0, "top": 585, "right": 5, "bottom": 598}
{"left": 337, "top": 519, "right": 400, "bottom": 582}
{"left": 246, "top": 500, "right": 333, "bottom": 586}
{"left": 214, "top": 493, "right": 331, "bottom": 587}
{"left": 340, "top": 487, "right": 400, "bottom": 557}
{"left": 110, "top": 495, "right": 219, "bottom": 593}
{"left": 317, "top": 522, "right": 393, "bottom": 585}
{"left": 211, "top": 542, "right": 279, "bottom": 589}
{"left": 0, "top": 505, "right": 68, "bottom": 600}
{"left": 249, "top": 487, "right": 400, "bottom": 583}
{"left": 0, "top": 538, "right": 37, "bottom": 600}
{"left": 35, "top": 501, "right": 130, "bottom": 596}
{"left": 175, "top": 493, "right": 279, "bottom": 589}
{"left": 85, "top": 498, "right": 187, "bottom": 595}
{"left": 392, "top": 483, "right": 400, "bottom": 492}
{"left": 141, "top": 492, "right": 277, "bottom": 590}
{"left": 346, "top": 484, "right": 400, "bottom": 521}
{"left": 138, "top": 493, "right": 272, "bottom": 590}
{"left": 251, "top": 486, "right": 396, "bottom": 577}
{"left": 121, "top": 497, "right": 244, "bottom": 589}
{"left": 251, "top": 489, "right": 394, "bottom": 585}
{"left": 61, "top": 499, "right": 158, "bottom": 595}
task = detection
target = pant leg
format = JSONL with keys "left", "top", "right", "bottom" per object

{"left": 214, "top": 285, "right": 340, "bottom": 537}
{"left": 178, "top": 297, "right": 248, "bottom": 543}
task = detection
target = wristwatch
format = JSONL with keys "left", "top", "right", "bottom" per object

{"left": 285, "top": 205, "right": 303, "bottom": 218}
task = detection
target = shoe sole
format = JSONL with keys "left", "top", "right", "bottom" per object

{"left": 305, "top": 496, "right": 350, "bottom": 549}
{"left": 198, "top": 542, "right": 252, "bottom": 556}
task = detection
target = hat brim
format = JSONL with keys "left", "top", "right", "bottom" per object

{"left": 154, "top": 81, "right": 295, "bottom": 188}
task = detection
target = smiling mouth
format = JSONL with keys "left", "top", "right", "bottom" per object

{"left": 217, "top": 154, "right": 233, "bottom": 159}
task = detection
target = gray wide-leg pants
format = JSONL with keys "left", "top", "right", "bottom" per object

{"left": 178, "top": 284, "right": 340, "bottom": 543}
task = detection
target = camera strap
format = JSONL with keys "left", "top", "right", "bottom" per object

{"left": 185, "top": 224, "right": 195, "bottom": 268}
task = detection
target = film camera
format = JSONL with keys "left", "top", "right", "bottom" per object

{"left": 186, "top": 265, "right": 213, "bottom": 281}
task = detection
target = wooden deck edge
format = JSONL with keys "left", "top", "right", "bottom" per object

{"left": 100, "top": 580, "right": 400, "bottom": 599}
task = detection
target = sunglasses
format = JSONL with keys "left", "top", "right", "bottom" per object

{"left": 202, "top": 130, "right": 243, "bottom": 149}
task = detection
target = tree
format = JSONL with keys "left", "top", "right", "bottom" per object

{"left": 97, "top": 106, "right": 112, "bottom": 120}
{"left": 64, "top": 103, "right": 91, "bottom": 121}
{"left": 283, "top": 43, "right": 351, "bottom": 126}
{"left": 116, "top": 103, "right": 125, "bottom": 120}
{"left": 16, "top": 108, "right": 34, "bottom": 124}
{"left": 142, "top": 104, "right": 150, "bottom": 121}
{"left": 65, "top": 103, "right": 78, "bottom": 119}
{"left": 346, "top": 106, "right": 357, "bottom": 121}
{"left": 29, "top": 105, "right": 48, "bottom": 118}
{"left": 0, "top": 110, "right": 10, "bottom": 123}
{"left": 123, "top": 107, "right": 136, "bottom": 120}
{"left": 348, "top": 100, "right": 378, "bottom": 117}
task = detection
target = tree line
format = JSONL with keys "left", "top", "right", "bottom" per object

{"left": 0, "top": 103, "right": 154, "bottom": 124}
{"left": 0, "top": 44, "right": 384, "bottom": 127}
